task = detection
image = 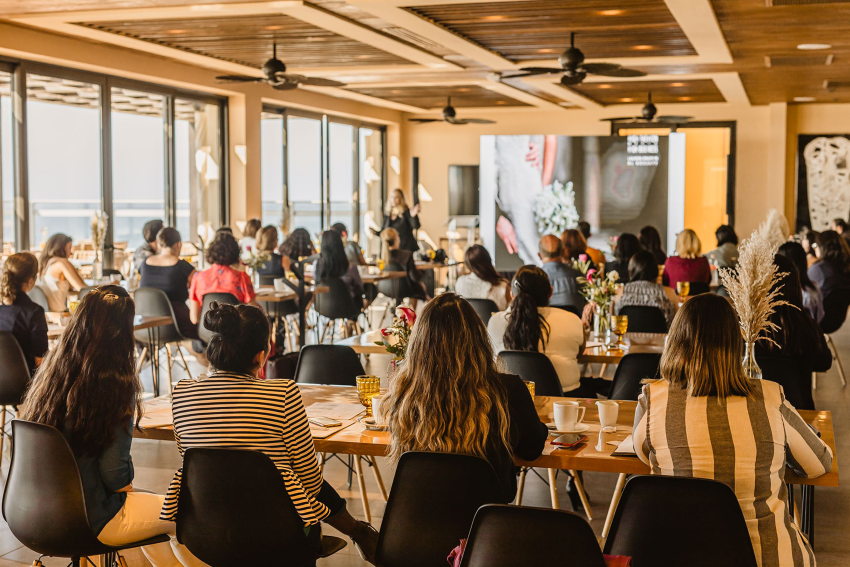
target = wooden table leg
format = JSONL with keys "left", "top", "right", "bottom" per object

{"left": 548, "top": 468, "right": 559, "bottom": 509}
{"left": 602, "top": 473, "right": 627, "bottom": 538}
{"left": 515, "top": 468, "right": 527, "bottom": 505}
{"left": 353, "top": 455, "right": 372, "bottom": 523}
{"left": 369, "top": 457, "right": 389, "bottom": 502}
{"left": 570, "top": 470, "right": 593, "bottom": 520}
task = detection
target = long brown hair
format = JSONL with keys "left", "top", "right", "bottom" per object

{"left": 464, "top": 244, "right": 505, "bottom": 287}
{"left": 0, "top": 253, "right": 38, "bottom": 305}
{"left": 560, "top": 229, "right": 587, "bottom": 260}
{"left": 39, "top": 233, "right": 72, "bottom": 276}
{"left": 660, "top": 293, "right": 758, "bottom": 398}
{"left": 380, "top": 293, "right": 511, "bottom": 465}
{"left": 20, "top": 286, "right": 141, "bottom": 455}
{"left": 504, "top": 265, "right": 551, "bottom": 352}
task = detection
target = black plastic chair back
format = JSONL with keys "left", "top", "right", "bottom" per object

{"left": 377, "top": 262, "right": 414, "bottom": 302}
{"left": 3, "top": 421, "right": 169, "bottom": 558}
{"left": 259, "top": 274, "right": 278, "bottom": 286}
{"left": 102, "top": 268, "right": 123, "bottom": 278}
{"left": 460, "top": 505, "right": 606, "bottom": 567}
{"left": 466, "top": 298, "right": 499, "bottom": 325}
{"left": 27, "top": 286, "right": 50, "bottom": 313}
{"left": 759, "top": 355, "right": 813, "bottom": 410}
{"left": 604, "top": 475, "right": 758, "bottom": 567}
{"left": 497, "top": 351, "right": 563, "bottom": 396}
{"left": 820, "top": 285, "right": 850, "bottom": 335}
{"left": 78, "top": 286, "right": 96, "bottom": 300}
{"left": 617, "top": 305, "right": 667, "bottom": 333}
{"left": 376, "top": 452, "right": 506, "bottom": 567}
{"left": 314, "top": 277, "right": 359, "bottom": 322}
{"left": 0, "top": 332, "right": 32, "bottom": 405}
{"left": 688, "top": 282, "right": 711, "bottom": 295}
{"left": 608, "top": 353, "right": 662, "bottom": 401}
{"left": 133, "top": 287, "right": 184, "bottom": 345}
{"left": 294, "top": 344, "right": 365, "bottom": 386}
{"left": 176, "top": 448, "right": 317, "bottom": 567}
{"left": 198, "top": 293, "right": 239, "bottom": 344}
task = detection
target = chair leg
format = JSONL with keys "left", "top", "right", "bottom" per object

{"left": 826, "top": 334, "right": 847, "bottom": 387}
{"left": 136, "top": 347, "right": 148, "bottom": 377}
{"left": 369, "top": 456, "right": 389, "bottom": 502}
{"left": 569, "top": 469, "right": 593, "bottom": 520}
{"left": 0, "top": 406, "right": 6, "bottom": 458}
{"left": 547, "top": 468, "right": 559, "bottom": 509}
{"left": 165, "top": 345, "right": 174, "bottom": 394}
{"left": 602, "top": 473, "right": 628, "bottom": 539}
{"left": 812, "top": 371, "right": 817, "bottom": 391}
{"left": 176, "top": 345, "right": 194, "bottom": 381}
{"left": 515, "top": 467, "right": 527, "bottom": 505}
{"left": 353, "top": 455, "right": 372, "bottom": 523}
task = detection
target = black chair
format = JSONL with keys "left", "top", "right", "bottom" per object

{"left": 687, "top": 281, "right": 711, "bottom": 295}
{"left": 607, "top": 353, "right": 662, "bottom": 401}
{"left": 617, "top": 305, "right": 667, "bottom": 333}
{"left": 102, "top": 268, "right": 123, "bottom": 279}
{"left": 818, "top": 286, "right": 850, "bottom": 388}
{"left": 314, "top": 277, "right": 361, "bottom": 343}
{"left": 176, "top": 448, "right": 346, "bottom": 567}
{"left": 376, "top": 261, "right": 415, "bottom": 325}
{"left": 3, "top": 421, "right": 170, "bottom": 566}
{"left": 0, "top": 332, "right": 32, "bottom": 455}
{"left": 376, "top": 452, "right": 506, "bottom": 567}
{"left": 134, "top": 287, "right": 194, "bottom": 390}
{"left": 78, "top": 286, "right": 96, "bottom": 300}
{"left": 466, "top": 298, "right": 499, "bottom": 325}
{"left": 27, "top": 286, "right": 50, "bottom": 313}
{"left": 295, "top": 344, "right": 364, "bottom": 386}
{"left": 497, "top": 351, "right": 563, "bottom": 396}
{"left": 460, "top": 504, "right": 606, "bottom": 567}
{"left": 604, "top": 475, "right": 758, "bottom": 567}
{"left": 759, "top": 355, "right": 813, "bottom": 410}
{"left": 198, "top": 293, "right": 239, "bottom": 345}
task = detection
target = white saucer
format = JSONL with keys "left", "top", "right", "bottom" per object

{"left": 359, "top": 416, "right": 388, "bottom": 432}
{"left": 547, "top": 423, "right": 590, "bottom": 434}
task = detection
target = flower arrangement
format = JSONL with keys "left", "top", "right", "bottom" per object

{"left": 574, "top": 256, "right": 620, "bottom": 336}
{"left": 533, "top": 180, "right": 580, "bottom": 236}
{"left": 242, "top": 246, "right": 271, "bottom": 273}
{"left": 757, "top": 209, "right": 791, "bottom": 250}
{"left": 91, "top": 211, "right": 108, "bottom": 253}
{"left": 375, "top": 306, "right": 416, "bottom": 360}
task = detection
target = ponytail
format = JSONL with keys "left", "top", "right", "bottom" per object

{"left": 504, "top": 265, "right": 551, "bottom": 352}
{"left": 381, "top": 228, "right": 399, "bottom": 263}
{"left": 1, "top": 253, "right": 39, "bottom": 306}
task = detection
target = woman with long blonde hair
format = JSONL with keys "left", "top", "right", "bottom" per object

{"left": 661, "top": 228, "right": 710, "bottom": 289}
{"left": 380, "top": 293, "right": 547, "bottom": 499}
{"left": 380, "top": 188, "right": 421, "bottom": 252}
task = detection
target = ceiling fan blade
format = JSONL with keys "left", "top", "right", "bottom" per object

{"left": 272, "top": 81, "right": 299, "bottom": 91}
{"left": 592, "top": 66, "right": 647, "bottom": 78}
{"left": 445, "top": 116, "right": 468, "bottom": 125}
{"left": 655, "top": 115, "right": 693, "bottom": 123}
{"left": 408, "top": 118, "right": 442, "bottom": 123}
{"left": 560, "top": 72, "right": 586, "bottom": 86}
{"left": 299, "top": 76, "right": 347, "bottom": 87}
{"left": 578, "top": 63, "right": 623, "bottom": 74}
{"left": 461, "top": 118, "right": 497, "bottom": 124}
{"left": 215, "top": 75, "right": 265, "bottom": 83}
{"left": 517, "top": 67, "right": 564, "bottom": 76}
{"left": 600, "top": 117, "right": 643, "bottom": 122}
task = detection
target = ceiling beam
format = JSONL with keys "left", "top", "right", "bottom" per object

{"left": 522, "top": 75, "right": 603, "bottom": 110}
{"left": 664, "top": 0, "right": 733, "bottom": 64}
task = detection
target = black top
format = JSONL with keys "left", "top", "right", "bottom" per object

{"left": 605, "top": 260, "right": 631, "bottom": 283}
{"left": 382, "top": 210, "right": 421, "bottom": 252}
{"left": 0, "top": 292, "right": 49, "bottom": 374}
{"left": 487, "top": 373, "right": 549, "bottom": 500}
{"left": 648, "top": 248, "right": 667, "bottom": 266}
{"left": 139, "top": 259, "right": 195, "bottom": 303}
{"left": 258, "top": 252, "right": 286, "bottom": 278}
{"left": 314, "top": 258, "right": 364, "bottom": 300}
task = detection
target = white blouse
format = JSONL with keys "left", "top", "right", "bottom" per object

{"left": 456, "top": 273, "right": 510, "bottom": 311}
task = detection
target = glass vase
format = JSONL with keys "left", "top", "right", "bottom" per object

{"left": 742, "top": 341, "right": 762, "bottom": 380}
{"left": 593, "top": 305, "right": 610, "bottom": 341}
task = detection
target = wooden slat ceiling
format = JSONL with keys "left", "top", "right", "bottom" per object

{"left": 79, "top": 13, "right": 412, "bottom": 69}
{"left": 406, "top": 0, "right": 696, "bottom": 62}
{"left": 0, "top": 0, "right": 256, "bottom": 15}
{"left": 570, "top": 79, "right": 726, "bottom": 106}
{"left": 345, "top": 85, "right": 530, "bottom": 109}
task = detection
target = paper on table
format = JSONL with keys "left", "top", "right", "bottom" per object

{"left": 611, "top": 435, "right": 638, "bottom": 457}
{"left": 586, "top": 340, "right": 605, "bottom": 348}
{"left": 310, "top": 419, "right": 357, "bottom": 439}
{"left": 306, "top": 403, "right": 365, "bottom": 421}
{"left": 140, "top": 396, "right": 174, "bottom": 429}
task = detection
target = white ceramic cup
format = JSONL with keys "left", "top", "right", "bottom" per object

{"left": 596, "top": 400, "right": 619, "bottom": 432}
{"left": 371, "top": 395, "right": 385, "bottom": 425}
{"left": 273, "top": 278, "right": 287, "bottom": 292}
{"left": 554, "top": 401, "right": 585, "bottom": 431}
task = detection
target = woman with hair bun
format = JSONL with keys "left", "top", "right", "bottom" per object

{"left": 161, "top": 302, "right": 379, "bottom": 563}
{"left": 0, "top": 252, "right": 48, "bottom": 372}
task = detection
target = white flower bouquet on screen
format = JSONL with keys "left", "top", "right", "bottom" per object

{"left": 533, "top": 180, "right": 580, "bottom": 236}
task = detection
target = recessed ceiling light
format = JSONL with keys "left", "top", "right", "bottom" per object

{"left": 597, "top": 84, "right": 612, "bottom": 89}
{"left": 619, "top": 98, "right": 634, "bottom": 103}
{"left": 632, "top": 45, "right": 654, "bottom": 51}
{"left": 794, "top": 96, "right": 816, "bottom": 102}
{"left": 599, "top": 9, "right": 623, "bottom": 16}
{"left": 670, "top": 82, "right": 686, "bottom": 87}
{"left": 679, "top": 96, "right": 692, "bottom": 101}
{"left": 266, "top": 25, "right": 282, "bottom": 30}
{"left": 484, "top": 15, "right": 506, "bottom": 21}
{"left": 456, "top": 88, "right": 471, "bottom": 92}
{"left": 356, "top": 55, "right": 371, "bottom": 59}
{"left": 537, "top": 49, "right": 556, "bottom": 54}
{"left": 168, "top": 29, "right": 185, "bottom": 34}
{"left": 797, "top": 43, "right": 832, "bottom": 50}
{"left": 496, "top": 100, "right": 507, "bottom": 104}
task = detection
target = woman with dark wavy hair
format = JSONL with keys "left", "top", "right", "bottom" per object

{"left": 488, "top": 265, "right": 587, "bottom": 395}
{"left": 20, "top": 286, "right": 205, "bottom": 567}
{"left": 808, "top": 229, "right": 850, "bottom": 300}
{"left": 188, "top": 231, "right": 259, "bottom": 324}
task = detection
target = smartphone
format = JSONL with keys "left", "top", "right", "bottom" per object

{"left": 308, "top": 416, "right": 342, "bottom": 428}
{"left": 551, "top": 434, "right": 588, "bottom": 447}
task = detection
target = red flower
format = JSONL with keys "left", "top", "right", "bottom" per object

{"left": 381, "top": 328, "right": 392, "bottom": 337}
{"left": 246, "top": 245, "right": 251, "bottom": 252}
{"left": 396, "top": 306, "right": 416, "bottom": 326}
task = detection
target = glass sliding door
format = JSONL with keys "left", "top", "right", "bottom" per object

{"left": 0, "top": 71, "right": 14, "bottom": 253}
{"left": 261, "top": 111, "right": 285, "bottom": 234}
{"left": 359, "top": 127, "right": 383, "bottom": 258}
{"left": 287, "top": 115, "right": 322, "bottom": 240}
{"left": 26, "top": 74, "right": 102, "bottom": 248}
{"left": 328, "top": 122, "right": 356, "bottom": 235}
{"left": 111, "top": 87, "right": 166, "bottom": 250}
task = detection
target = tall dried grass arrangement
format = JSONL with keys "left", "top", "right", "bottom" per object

{"left": 757, "top": 209, "right": 791, "bottom": 250}
{"left": 719, "top": 230, "right": 790, "bottom": 347}
{"left": 91, "top": 211, "right": 108, "bottom": 252}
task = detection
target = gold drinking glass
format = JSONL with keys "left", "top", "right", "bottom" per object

{"left": 427, "top": 249, "right": 436, "bottom": 261}
{"left": 376, "top": 259, "right": 386, "bottom": 272}
{"left": 676, "top": 281, "right": 691, "bottom": 300}
{"left": 610, "top": 315, "right": 629, "bottom": 350}
{"left": 69, "top": 300, "right": 80, "bottom": 314}
{"left": 523, "top": 380, "right": 536, "bottom": 398}
{"left": 356, "top": 375, "right": 381, "bottom": 417}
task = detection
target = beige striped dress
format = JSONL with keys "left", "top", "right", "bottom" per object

{"left": 633, "top": 379, "right": 832, "bottom": 567}
{"left": 160, "top": 372, "right": 330, "bottom": 526}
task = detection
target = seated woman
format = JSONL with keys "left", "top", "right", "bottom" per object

{"left": 639, "top": 225, "right": 667, "bottom": 266}
{"left": 238, "top": 218, "right": 262, "bottom": 255}
{"left": 380, "top": 293, "right": 548, "bottom": 501}
{"left": 755, "top": 254, "right": 831, "bottom": 410}
{"left": 37, "top": 233, "right": 86, "bottom": 312}
{"left": 779, "top": 241, "right": 824, "bottom": 323}
{"left": 662, "top": 229, "right": 710, "bottom": 290}
{"left": 808, "top": 230, "right": 850, "bottom": 300}
{"left": 0, "top": 252, "right": 48, "bottom": 373}
{"left": 189, "top": 231, "right": 259, "bottom": 325}
{"left": 380, "top": 228, "right": 427, "bottom": 303}
{"left": 614, "top": 250, "right": 677, "bottom": 328}
{"left": 604, "top": 233, "right": 641, "bottom": 284}
{"left": 560, "top": 228, "right": 597, "bottom": 272}
{"left": 278, "top": 228, "right": 317, "bottom": 272}
{"left": 455, "top": 244, "right": 510, "bottom": 311}
{"left": 256, "top": 225, "right": 286, "bottom": 279}
{"left": 706, "top": 224, "right": 739, "bottom": 269}
{"left": 139, "top": 227, "right": 198, "bottom": 340}
{"left": 633, "top": 294, "right": 832, "bottom": 567}
{"left": 314, "top": 230, "right": 365, "bottom": 307}
{"left": 20, "top": 286, "right": 205, "bottom": 567}
{"left": 161, "top": 302, "right": 378, "bottom": 562}
{"left": 488, "top": 266, "right": 588, "bottom": 396}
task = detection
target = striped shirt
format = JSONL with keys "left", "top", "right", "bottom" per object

{"left": 633, "top": 380, "right": 832, "bottom": 567}
{"left": 160, "top": 372, "right": 329, "bottom": 526}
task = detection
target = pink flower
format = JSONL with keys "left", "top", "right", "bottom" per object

{"left": 578, "top": 254, "right": 588, "bottom": 263}
{"left": 586, "top": 268, "right": 597, "bottom": 283}
{"left": 396, "top": 306, "right": 417, "bottom": 326}
{"left": 381, "top": 328, "right": 392, "bottom": 337}
{"left": 246, "top": 246, "right": 251, "bottom": 252}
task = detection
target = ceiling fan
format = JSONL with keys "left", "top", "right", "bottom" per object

{"left": 215, "top": 43, "right": 346, "bottom": 90}
{"left": 601, "top": 92, "right": 693, "bottom": 125}
{"left": 501, "top": 32, "right": 647, "bottom": 86}
{"left": 408, "top": 97, "right": 496, "bottom": 125}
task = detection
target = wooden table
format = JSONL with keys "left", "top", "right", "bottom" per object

{"left": 255, "top": 284, "right": 328, "bottom": 303}
{"left": 138, "top": 384, "right": 837, "bottom": 544}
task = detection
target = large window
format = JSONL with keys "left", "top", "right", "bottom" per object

{"left": 261, "top": 112, "right": 285, "bottom": 232}
{"left": 359, "top": 127, "right": 383, "bottom": 259}
{"left": 0, "top": 70, "right": 13, "bottom": 252}
{"left": 287, "top": 115, "right": 323, "bottom": 240}
{"left": 328, "top": 122, "right": 356, "bottom": 233}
